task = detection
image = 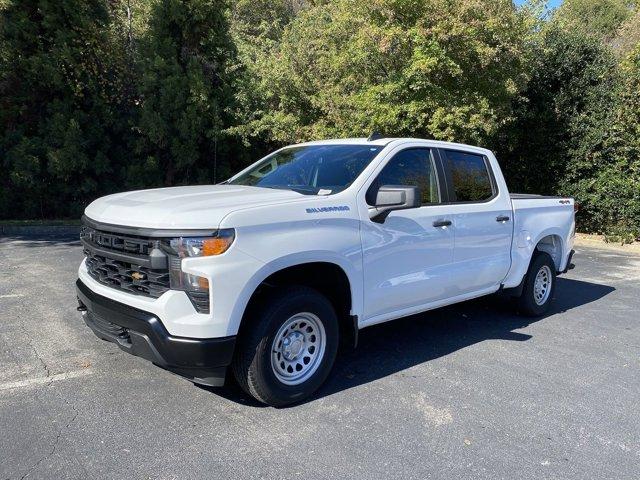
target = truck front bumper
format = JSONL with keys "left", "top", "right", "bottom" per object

{"left": 76, "top": 279, "right": 236, "bottom": 387}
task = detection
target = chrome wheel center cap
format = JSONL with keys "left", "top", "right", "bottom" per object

{"left": 282, "top": 331, "right": 304, "bottom": 360}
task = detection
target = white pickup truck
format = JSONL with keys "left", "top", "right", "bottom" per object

{"left": 76, "top": 137, "right": 575, "bottom": 406}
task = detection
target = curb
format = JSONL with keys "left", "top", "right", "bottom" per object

{"left": 0, "top": 225, "right": 81, "bottom": 236}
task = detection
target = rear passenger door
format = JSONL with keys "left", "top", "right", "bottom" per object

{"left": 439, "top": 149, "right": 512, "bottom": 294}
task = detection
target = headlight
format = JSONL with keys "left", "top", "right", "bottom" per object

{"left": 163, "top": 229, "right": 235, "bottom": 314}
{"left": 168, "top": 229, "right": 235, "bottom": 258}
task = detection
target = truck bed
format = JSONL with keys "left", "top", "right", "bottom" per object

{"left": 507, "top": 193, "right": 575, "bottom": 281}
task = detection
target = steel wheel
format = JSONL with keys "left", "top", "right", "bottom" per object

{"left": 533, "top": 265, "right": 552, "bottom": 305}
{"left": 270, "top": 312, "right": 326, "bottom": 386}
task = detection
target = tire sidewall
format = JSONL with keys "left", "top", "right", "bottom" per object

{"left": 251, "top": 289, "right": 339, "bottom": 405}
{"left": 522, "top": 252, "right": 557, "bottom": 316}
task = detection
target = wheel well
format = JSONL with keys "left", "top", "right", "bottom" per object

{"left": 243, "top": 262, "right": 357, "bottom": 347}
{"left": 535, "top": 235, "right": 563, "bottom": 271}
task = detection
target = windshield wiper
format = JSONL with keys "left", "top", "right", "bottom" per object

{"left": 258, "top": 185, "right": 320, "bottom": 195}
{"left": 285, "top": 185, "right": 321, "bottom": 195}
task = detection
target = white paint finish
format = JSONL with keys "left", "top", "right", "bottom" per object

{"left": 78, "top": 137, "right": 575, "bottom": 339}
{"left": 449, "top": 205, "right": 512, "bottom": 293}
{"left": 359, "top": 205, "right": 455, "bottom": 318}
{"left": 79, "top": 260, "right": 237, "bottom": 338}
{"left": 359, "top": 285, "right": 499, "bottom": 329}
{"left": 184, "top": 213, "right": 363, "bottom": 337}
{"left": 502, "top": 198, "right": 575, "bottom": 288}
{"left": 437, "top": 151, "right": 514, "bottom": 294}
{"left": 85, "top": 184, "right": 306, "bottom": 229}
{"left": 355, "top": 141, "right": 455, "bottom": 318}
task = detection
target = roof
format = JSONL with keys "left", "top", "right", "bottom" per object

{"left": 294, "top": 137, "right": 493, "bottom": 155}
{"left": 299, "top": 137, "right": 397, "bottom": 146}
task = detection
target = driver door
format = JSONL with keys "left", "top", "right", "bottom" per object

{"left": 359, "top": 147, "right": 456, "bottom": 322}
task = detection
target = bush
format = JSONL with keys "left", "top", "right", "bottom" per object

{"left": 0, "top": 0, "right": 638, "bottom": 233}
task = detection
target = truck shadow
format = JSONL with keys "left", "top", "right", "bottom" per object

{"left": 215, "top": 277, "right": 614, "bottom": 407}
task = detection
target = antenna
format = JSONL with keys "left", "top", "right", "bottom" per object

{"left": 367, "top": 131, "right": 385, "bottom": 141}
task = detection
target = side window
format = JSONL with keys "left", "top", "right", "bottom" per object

{"left": 443, "top": 150, "right": 494, "bottom": 202}
{"left": 366, "top": 148, "right": 440, "bottom": 205}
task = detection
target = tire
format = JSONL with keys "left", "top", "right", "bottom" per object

{"left": 517, "top": 251, "right": 557, "bottom": 317}
{"left": 232, "top": 286, "right": 339, "bottom": 407}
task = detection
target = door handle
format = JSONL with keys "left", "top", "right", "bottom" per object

{"left": 433, "top": 219, "right": 452, "bottom": 227}
{"left": 496, "top": 215, "right": 510, "bottom": 222}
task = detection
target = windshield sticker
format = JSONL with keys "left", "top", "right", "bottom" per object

{"left": 306, "top": 206, "right": 350, "bottom": 214}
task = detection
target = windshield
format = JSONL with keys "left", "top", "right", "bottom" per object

{"left": 228, "top": 144, "right": 383, "bottom": 195}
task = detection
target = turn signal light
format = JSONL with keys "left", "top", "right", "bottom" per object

{"left": 202, "top": 236, "right": 234, "bottom": 256}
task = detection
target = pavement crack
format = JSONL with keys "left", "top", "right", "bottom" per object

{"left": 34, "top": 347, "right": 52, "bottom": 379}
{"left": 14, "top": 315, "right": 52, "bottom": 380}
{"left": 18, "top": 403, "right": 79, "bottom": 480}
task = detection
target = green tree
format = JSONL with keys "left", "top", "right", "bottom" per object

{"left": 232, "top": 0, "right": 310, "bottom": 41}
{"left": 0, "top": 0, "right": 128, "bottom": 219}
{"left": 132, "top": 0, "right": 238, "bottom": 186}
{"left": 582, "top": 45, "right": 640, "bottom": 237}
{"left": 229, "top": 0, "right": 312, "bottom": 154}
{"left": 553, "top": 0, "right": 634, "bottom": 40}
{"left": 232, "top": 0, "right": 530, "bottom": 146}
{"left": 495, "top": 27, "right": 625, "bottom": 233}
{"left": 611, "top": 8, "right": 640, "bottom": 56}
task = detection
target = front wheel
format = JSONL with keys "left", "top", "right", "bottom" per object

{"left": 517, "top": 251, "right": 557, "bottom": 317}
{"left": 232, "top": 286, "right": 339, "bottom": 407}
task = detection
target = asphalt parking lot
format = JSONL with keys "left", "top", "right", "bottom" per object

{"left": 1, "top": 234, "right": 639, "bottom": 480}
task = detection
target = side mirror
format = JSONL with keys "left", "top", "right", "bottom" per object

{"left": 369, "top": 185, "right": 421, "bottom": 223}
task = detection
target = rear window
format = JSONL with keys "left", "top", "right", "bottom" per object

{"left": 444, "top": 150, "right": 494, "bottom": 202}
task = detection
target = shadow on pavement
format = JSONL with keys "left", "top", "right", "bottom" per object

{"left": 214, "top": 277, "right": 615, "bottom": 407}
{"left": 0, "top": 234, "right": 81, "bottom": 247}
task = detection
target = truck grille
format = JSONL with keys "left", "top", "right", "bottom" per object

{"left": 81, "top": 225, "right": 170, "bottom": 298}
{"left": 84, "top": 228, "right": 151, "bottom": 255}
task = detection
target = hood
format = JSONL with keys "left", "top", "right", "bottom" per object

{"left": 84, "top": 185, "right": 305, "bottom": 229}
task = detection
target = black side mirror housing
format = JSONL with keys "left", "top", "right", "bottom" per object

{"left": 369, "top": 185, "right": 421, "bottom": 223}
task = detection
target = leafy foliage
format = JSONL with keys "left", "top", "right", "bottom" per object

{"left": 553, "top": 0, "right": 634, "bottom": 40}
{"left": 0, "top": 0, "right": 638, "bottom": 238}
{"left": 0, "top": 0, "right": 127, "bottom": 218}
{"left": 612, "top": 9, "right": 640, "bottom": 56}
{"left": 232, "top": 0, "right": 530, "bottom": 145}
{"left": 496, "top": 28, "right": 618, "bottom": 194}
{"left": 586, "top": 44, "right": 640, "bottom": 238}
{"left": 132, "top": 0, "right": 238, "bottom": 186}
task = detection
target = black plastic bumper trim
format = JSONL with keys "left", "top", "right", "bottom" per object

{"left": 76, "top": 279, "right": 235, "bottom": 386}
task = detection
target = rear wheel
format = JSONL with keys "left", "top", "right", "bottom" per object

{"left": 517, "top": 251, "right": 557, "bottom": 316}
{"left": 232, "top": 286, "right": 339, "bottom": 407}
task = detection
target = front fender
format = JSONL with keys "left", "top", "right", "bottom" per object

{"left": 226, "top": 250, "right": 362, "bottom": 337}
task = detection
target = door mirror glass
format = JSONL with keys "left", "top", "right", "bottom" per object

{"left": 369, "top": 185, "right": 421, "bottom": 223}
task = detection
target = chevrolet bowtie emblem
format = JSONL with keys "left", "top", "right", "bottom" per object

{"left": 131, "top": 272, "right": 145, "bottom": 281}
